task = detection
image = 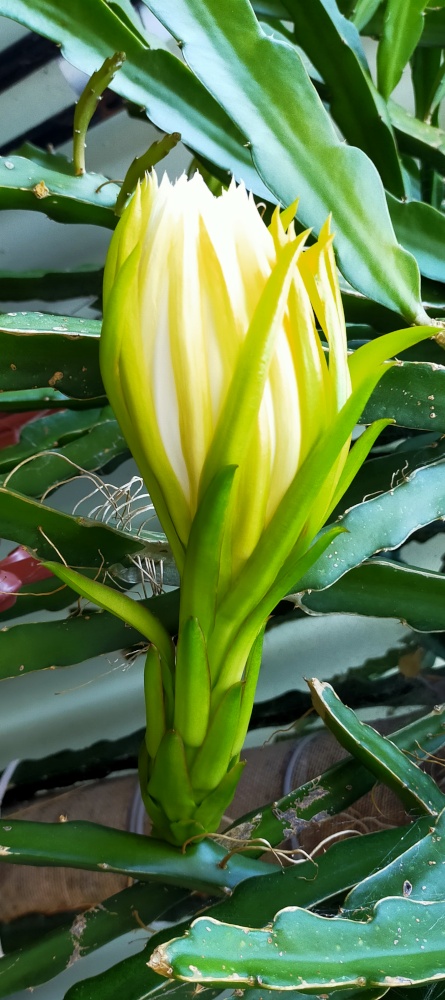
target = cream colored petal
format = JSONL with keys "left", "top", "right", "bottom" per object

{"left": 167, "top": 207, "right": 213, "bottom": 515}
{"left": 213, "top": 183, "right": 275, "bottom": 335}
{"left": 196, "top": 219, "right": 241, "bottom": 425}
{"left": 265, "top": 331, "right": 301, "bottom": 522}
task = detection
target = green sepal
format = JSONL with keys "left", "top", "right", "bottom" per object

{"left": 147, "top": 730, "right": 197, "bottom": 822}
{"left": 180, "top": 465, "right": 238, "bottom": 635}
{"left": 212, "top": 376, "right": 387, "bottom": 660}
{"left": 139, "top": 736, "right": 180, "bottom": 842}
{"left": 195, "top": 761, "right": 246, "bottom": 830}
{"left": 326, "top": 418, "right": 393, "bottom": 518}
{"left": 264, "top": 525, "right": 347, "bottom": 623}
{"left": 232, "top": 627, "right": 266, "bottom": 756}
{"left": 144, "top": 645, "right": 166, "bottom": 759}
{"left": 160, "top": 657, "right": 175, "bottom": 730}
{"left": 214, "top": 525, "right": 345, "bottom": 694}
{"left": 137, "top": 740, "right": 159, "bottom": 829}
{"left": 213, "top": 324, "right": 433, "bottom": 664}
{"left": 138, "top": 738, "right": 149, "bottom": 791}
{"left": 174, "top": 617, "right": 211, "bottom": 748}
{"left": 145, "top": 794, "right": 180, "bottom": 843}
{"left": 190, "top": 684, "right": 243, "bottom": 793}
{"left": 348, "top": 324, "right": 435, "bottom": 389}
{"left": 168, "top": 817, "right": 209, "bottom": 845}
{"left": 42, "top": 560, "right": 174, "bottom": 666}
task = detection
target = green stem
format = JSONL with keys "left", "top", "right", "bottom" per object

{"left": 73, "top": 52, "right": 126, "bottom": 176}
{"left": 114, "top": 132, "right": 181, "bottom": 216}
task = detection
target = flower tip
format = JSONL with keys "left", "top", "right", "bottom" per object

{"left": 228, "top": 174, "right": 247, "bottom": 195}
{"left": 136, "top": 170, "right": 159, "bottom": 211}
{"left": 280, "top": 197, "right": 299, "bottom": 233}
{"left": 319, "top": 214, "right": 335, "bottom": 244}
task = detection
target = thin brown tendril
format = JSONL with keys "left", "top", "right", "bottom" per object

{"left": 37, "top": 527, "right": 67, "bottom": 566}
